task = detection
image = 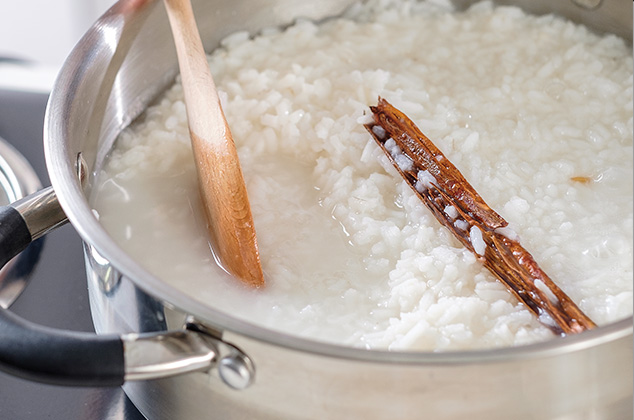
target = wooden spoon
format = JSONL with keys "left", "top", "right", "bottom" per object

{"left": 163, "top": 0, "right": 264, "bottom": 287}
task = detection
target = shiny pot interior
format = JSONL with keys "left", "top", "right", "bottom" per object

{"left": 44, "top": 0, "right": 633, "bottom": 419}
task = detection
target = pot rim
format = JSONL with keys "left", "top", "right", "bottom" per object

{"left": 44, "top": 0, "right": 633, "bottom": 365}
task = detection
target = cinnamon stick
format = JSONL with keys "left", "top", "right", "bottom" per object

{"left": 364, "top": 97, "right": 595, "bottom": 336}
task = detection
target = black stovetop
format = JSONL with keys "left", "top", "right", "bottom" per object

{"left": 0, "top": 89, "right": 145, "bottom": 420}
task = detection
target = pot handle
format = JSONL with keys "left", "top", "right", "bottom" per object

{"left": 0, "top": 188, "right": 219, "bottom": 386}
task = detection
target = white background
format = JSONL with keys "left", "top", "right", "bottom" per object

{"left": 0, "top": 0, "right": 115, "bottom": 91}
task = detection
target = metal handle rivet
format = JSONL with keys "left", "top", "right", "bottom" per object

{"left": 218, "top": 354, "right": 254, "bottom": 390}
{"left": 571, "top": 0, "right": 602, "bottom": 10}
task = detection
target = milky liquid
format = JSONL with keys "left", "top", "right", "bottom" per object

{"left": 91, "top": 152, "right": 388, "bottom": 344}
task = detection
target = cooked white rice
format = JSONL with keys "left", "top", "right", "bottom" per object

{"left": 91, "top": 0, "right": 633, "bottom": 351}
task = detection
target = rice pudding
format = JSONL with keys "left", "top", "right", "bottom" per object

{"left": 90, "top": 0, "right": 633, "bottom": 350}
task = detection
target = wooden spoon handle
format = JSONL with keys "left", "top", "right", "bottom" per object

{"left": 164, "top": 0, "right": 264, "bottom": 287}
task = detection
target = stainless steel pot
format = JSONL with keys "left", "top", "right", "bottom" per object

{"left": 0, "top": 0, "right": 631, "bottom": 419}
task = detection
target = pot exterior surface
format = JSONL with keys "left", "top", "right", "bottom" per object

{"left": 125, "top": 338, "right": 632, "bottom": 420}
{"left": 86, "top": 252, "right": 633, "bottom": 420}
{"left": 45, "top": 0, "right": 633, "bottom": 418}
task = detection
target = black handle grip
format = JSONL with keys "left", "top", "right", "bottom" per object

{"left": 0, "top": 206, "right": 31, "bottom": 267}
{"left": 0, "top": 204, "right": 125, "bottom": 387}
